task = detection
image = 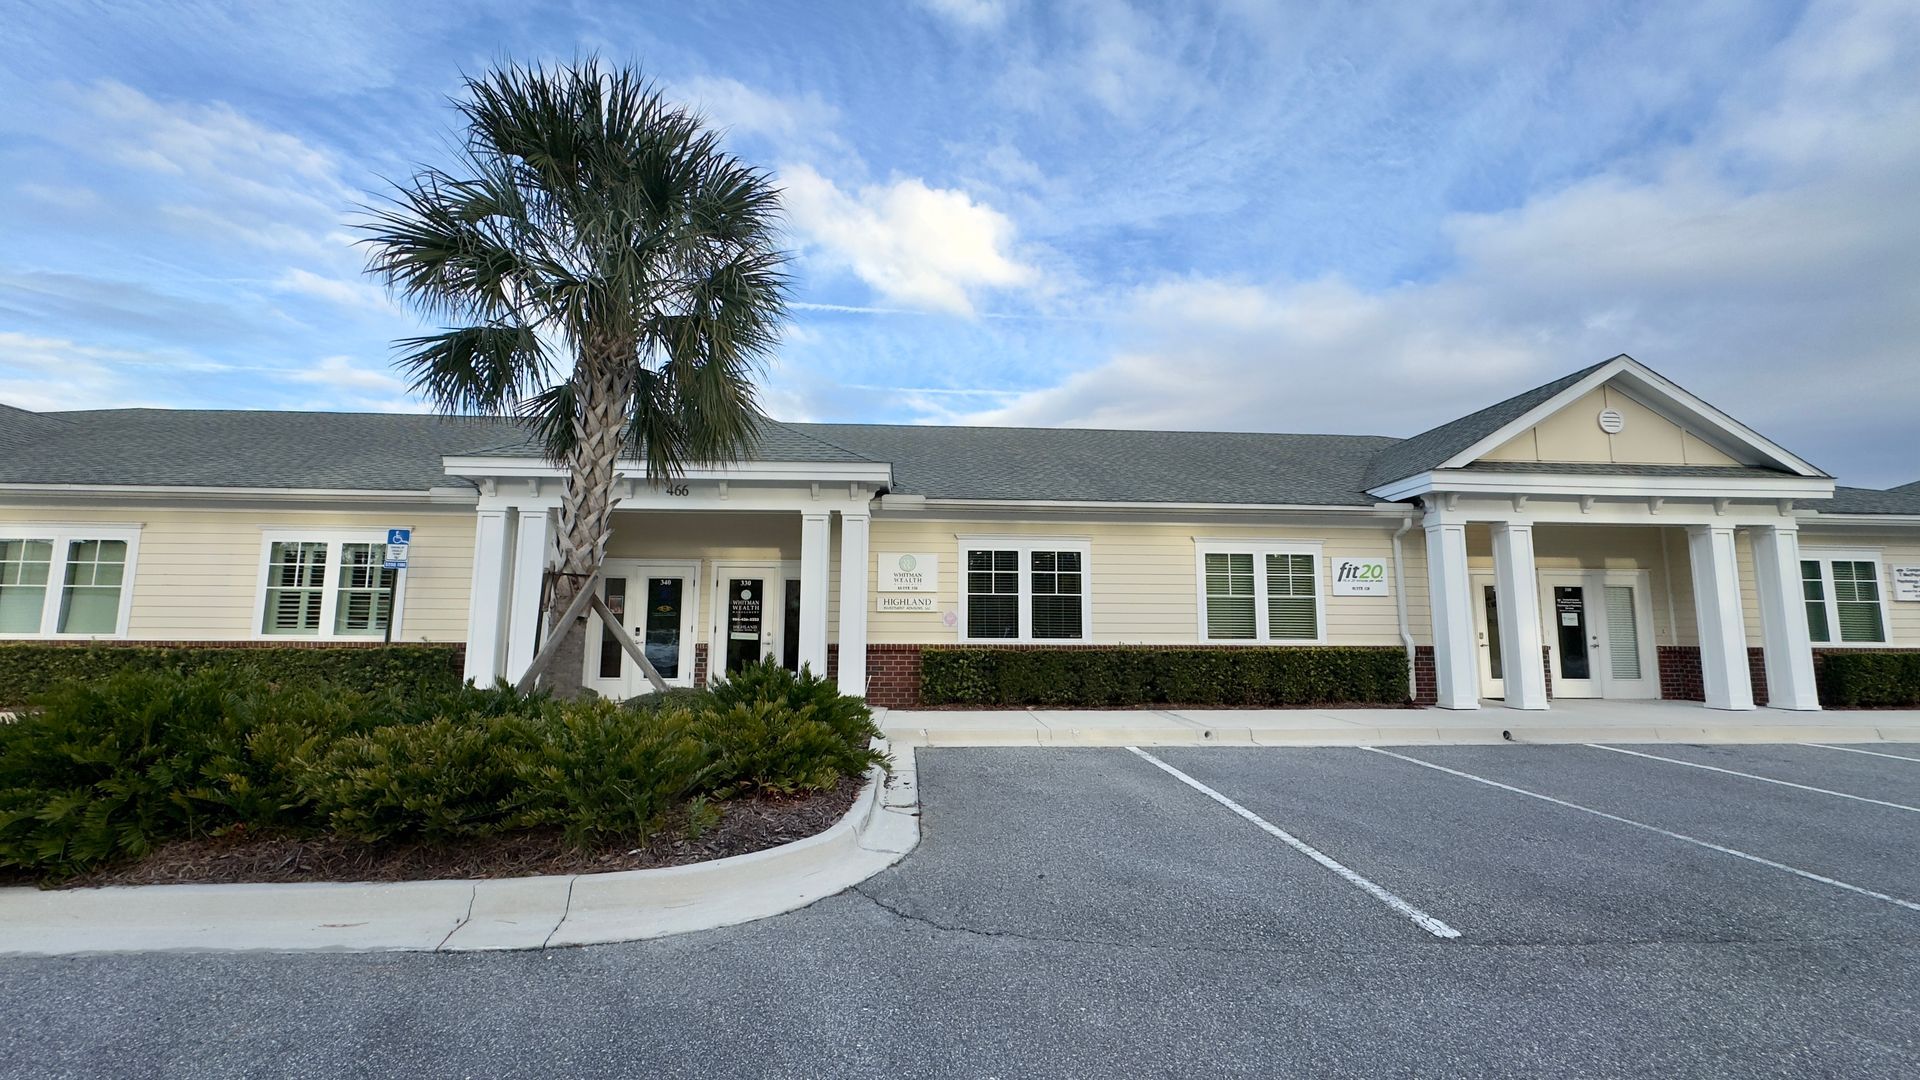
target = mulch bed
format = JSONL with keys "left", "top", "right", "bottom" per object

{"left": 45, "top": 783, "right": 862, "bottom": 890}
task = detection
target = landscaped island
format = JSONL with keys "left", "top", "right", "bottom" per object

{"left": 0, "top": 660, "right": 885, "bottom": 888}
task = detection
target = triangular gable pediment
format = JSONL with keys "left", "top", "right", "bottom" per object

{"left": 1434, "top": 355, "right": 1826, "bottom": 480}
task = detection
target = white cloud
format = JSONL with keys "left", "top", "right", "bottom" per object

{"left": 674, "top": 75, "right": 845, "bottom": 155}
{"left": 781, "top": 164, "right": 1037, "bottom": 316}
{"left": 284, "top": 355, "right": 410, "bottom": 396}
{"left": 272, "top": 269, "right": 396, "bottom": 313}
{"left": 0, "top": 332, "right": 194, "bottom": 410}
{"left": 918, "top": 0, "right": 1014, "bottom": 30}
{"left": 959, "top": 0, "right": 1920, "bottom": 484}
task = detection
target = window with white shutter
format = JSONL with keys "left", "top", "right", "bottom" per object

{"left": 1196, "top": 542, "right": 1324, "bottom": 644}
{"left": 258, "top": 533, "right": 406, "bottom": 640}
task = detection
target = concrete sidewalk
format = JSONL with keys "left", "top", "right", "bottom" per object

{"left": 878, "top": 699, "right": 1920, "bottom": 748}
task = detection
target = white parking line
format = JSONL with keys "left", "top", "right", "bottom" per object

{"left": 1807, "top": 743, "right": 1920, "bottom": 765}
{"left": 1586, "top": 744, "right": 1920, "bottom": 814}
{"left": 1124, "top": 746, "right": 1461, "bottom": 939}
{"left": 1362, "top": 746, "right": 1920, "bottom": 915}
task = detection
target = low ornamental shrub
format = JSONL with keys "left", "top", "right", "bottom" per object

{"left": 0, "top": 643, "right": 465, "bottom": 707}
{"left": 0, "top": 660, "right": 884, "bottom": 880}
{"left": 918, "top": 646, "right": 1410, "bottom": 707}
{"left": 1818, "top": 651, "right": 1920, "bottom": 707}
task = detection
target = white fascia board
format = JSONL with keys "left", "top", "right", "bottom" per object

{"left": 1431, "top": 355, "right": 1827, "bottom": 479}
{"left": 442, "top": 455, "right": 892, "bottom": 485}
{"left": 0, "top": 483, "right": 471, "bottom": 503}
{"left": 914, "top": 497, "right": 1404, "bottom": 514}
{"left": 1799, "top": 512, "right": 1920, "bottom": 527}
{"left": 1373, "top": 469, "right": 1833, "bottom": 503}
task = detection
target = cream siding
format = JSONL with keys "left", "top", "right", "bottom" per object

{"left": 0, "top": 504, "right": 476, "bottom": 642}
{"left": 1479, "top": 385, "right": 1741, "bottom": 466}
{"left": 864, "top": 516, "right": 1422, "bottom": 647}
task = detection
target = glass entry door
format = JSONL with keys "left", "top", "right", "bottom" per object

{"left": 1471, "top": 575, "right": 1505, "bottom": 699}
{"left": 1536, "top": 570, "right": 1657, "bottom": 700}
{"left": 584, "top": 560, "right": 698, "bottom": 697}
{"left": 724, "top": 577, "right": 770, "bottom": 674}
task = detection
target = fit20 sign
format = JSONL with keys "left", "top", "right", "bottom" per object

{"left": 1331, "top": 557, "right": 1389, "bottom": 596}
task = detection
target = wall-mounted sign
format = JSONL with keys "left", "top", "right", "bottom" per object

{"left": 1330, "top": 557, "right": 1389, "bottom": 596}
{"left": 878, "top": 551, "right": 939, "bottom": 592}
{"left": 877, "top": 595, "right": 938, "bottom": 612}
{"left": 1893, "top": 566, "right": 1920, "bottom": 602}
{"left": 383, "top": 528, "right": 411, "bottom": 570}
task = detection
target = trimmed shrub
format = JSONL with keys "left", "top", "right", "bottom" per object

{"left": 0, "top": 661, "right": 883, "bottom": 879}
{"left": 1818, "top": 651, "right": 1920, "bottom": 707}
{"left": 918, "top": 646, "right": 1410, "bottom": 707}
{"left": 0, "top": 643, "right": 464, "bottom": 707}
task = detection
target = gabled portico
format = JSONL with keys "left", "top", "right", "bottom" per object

{"left": 445, "top": 443, "right": 890, "bottom": 697}
{"left": 1370, "top": 355, "right": 1836, "bottom": 713}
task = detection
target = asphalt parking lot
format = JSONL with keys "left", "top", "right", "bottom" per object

{"left": 3, "top": 742, "right": 1918, "bottom": 1079}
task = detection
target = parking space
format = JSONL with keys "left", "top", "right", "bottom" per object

{"left": 5, "top": 742, "right": 1919, "bottom": 1078}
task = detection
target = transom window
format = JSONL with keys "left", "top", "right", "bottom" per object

{"left": 258, "top": 532, "right": 404, "bottom": 639}
{"left": 959, "top": 539, "right": 1091, "bottom": 642}
{"left": 0, "top": 528, "right": 140, "bottom": 638}
{"left": 1196, "top": 541, "right": 1324, "bottom": 643}
{"left": 1801, "top": 552, "right": 1886, "bottom": 645}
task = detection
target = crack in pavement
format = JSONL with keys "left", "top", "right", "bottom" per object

{"left": 433, "top": 884, "right": 479, "bottom": 952}
{"left": 845, "top": 884, "right": 1919, "bottom": 957}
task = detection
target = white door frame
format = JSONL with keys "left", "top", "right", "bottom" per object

{"left": 709, "top": 560, "right": 798, "bottom": 678}
{"left": 1471, "top": 573, "right": 1506, "bottom": 699}
{"left": 1538, "top": 568, "right": 1658, "bottom": 700}
{"left": 583, "top": 558, "right": 701, "bottom": 697}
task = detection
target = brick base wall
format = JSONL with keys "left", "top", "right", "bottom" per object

{"left": 1658, "top": 645, "right": 1770, "bottom": 705}
{"left": 1413, "top": 646, "right": 1436, "bottom": 705}
{"left": 865, "top": 645, "right": 924, "bottom": 708}
{"left": 692, "top": 643, "right": 709, "bottom": 688}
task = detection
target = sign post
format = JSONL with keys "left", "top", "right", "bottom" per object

{"left": 382, "top": 529, "right": 411, "bottom": 643}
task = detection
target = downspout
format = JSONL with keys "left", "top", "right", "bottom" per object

{"left": 1390, "top": 511, "right": 1417, "bottom": 701}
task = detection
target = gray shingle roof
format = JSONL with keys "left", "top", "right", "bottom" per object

{"left": 794, "top": 424, "right": 1398, "bottom": 504}
{"left": 0, "top": 409, "right": 524, "bottom": 491}
{"left": 1894, "top": 480, "right": 1920, "bottom": 494}
{"left": 1359, "top": 359, "right": 1612, "bottom": 489}
{"left": 1823, "top": 486, "right": 1920, "bottom": 516}
{"left": 466, "top": 420, "right": 877, "bottom": 464}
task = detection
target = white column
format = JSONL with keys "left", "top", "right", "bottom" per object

{"left": 1490, "top": 522, "right": 1549, "bottom": 710}
{"left": 462, "top": 509, "right": 513, "bottom": 685}
{"left": 1749, "top": 524, "right": 1821, "bottom": 711}
{"left": 504, "top": 507, "right": 553, "bottom": 684}
{"left": 798, "top": 512, "right": 831, "bottom": 676}
{"left": 835, "top": 509, "right": 870, "bottom": 697}
{"left": 1424, "top": 520, "right": 1480, "bottom": 710}
{"left": 1687, "top": 524, "right": 1756, "bottom": 711}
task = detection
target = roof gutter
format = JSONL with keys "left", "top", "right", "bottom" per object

{"left": 0, "top": 483, "right": 475, "bottom": 502}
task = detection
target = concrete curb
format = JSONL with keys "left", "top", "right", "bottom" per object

{"left": 882, "top": 708, "right": 1920, "bottom": 749}
{"left": 0, "top": 744, "right": 920, "bottom": 956}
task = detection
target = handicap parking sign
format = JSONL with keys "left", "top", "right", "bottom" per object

{"left": 384, "top": 528, "right": 411, "bottom": 570}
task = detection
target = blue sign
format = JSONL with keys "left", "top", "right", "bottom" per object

{"left": 384, "top": 528, "right": 411, "bottom": 570}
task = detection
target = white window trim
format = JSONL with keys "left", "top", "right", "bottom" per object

{"left": 254, "top": 528, "right": 409, "bottom": 642}
{"left": 1800, "top": 547, "right": 1889, "bottom": 648}
{"left": 955, "top": 536, "right": 1093, "bottom": 644}
{"left": 1192, "top": 539, "right": 1328, "bottom": 645}
{"left": 0, "top": 524, "right": 143, "bottom": 640}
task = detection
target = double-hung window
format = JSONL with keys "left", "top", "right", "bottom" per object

{"left": 1800, "top": 551, "right": 1887, "bottom": 645}
{"left": 257, "top": 531, "right": 404, "bottom": 639}
{"left": 1195, "top": 541, "right": 1324, "bottom": 643}
{"left": 0, "top": 526, "right": 141, "bottom": 638}
{"left": 959, "top": 539, "right": 1091, "bottom": 642}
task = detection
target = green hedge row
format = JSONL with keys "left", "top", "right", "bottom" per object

{"left": 0, "top": 660, "right": 885, "bottom": 879}
{"left": 0, "top": 644, "right": 466, "bottom": 707}
{"left": 1818, "top": 651, "right": 1920, "bottom": 707}
{"left": 919, "top": 646, "right": 1411, "bottom": 707}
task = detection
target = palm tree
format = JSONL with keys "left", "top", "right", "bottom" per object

{"left": 361, "top": 59, "right": 787, "bottom": 694}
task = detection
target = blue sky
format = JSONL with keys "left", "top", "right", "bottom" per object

{"left": 2, "top": 0, "right": 1916, "bottom": 485}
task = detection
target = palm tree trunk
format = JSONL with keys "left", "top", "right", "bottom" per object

{"left": 541, "top": 362, "right": 631, "bottom": 697}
